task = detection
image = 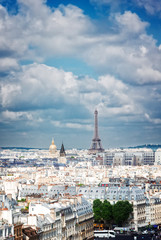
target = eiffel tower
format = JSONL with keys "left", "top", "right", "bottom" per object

{"left": 88, "top": 109, "right": 104, "bottom": 154}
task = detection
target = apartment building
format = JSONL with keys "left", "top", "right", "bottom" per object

{"left": 26, "top": 195, "right": 94, "bottom": 240}
{"left": 0, "top": 221, "right": 14, "bottom": 240}
{"left": 78, "top": 186, "right": 146, "bottom": 231}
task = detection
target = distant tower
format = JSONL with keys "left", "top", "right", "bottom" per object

{"left": 60, "top": 143, "right": 66, "bottom": 157}
{"left": 89, "top": 109, "right": 104, "bottom": 154}
{"left": 59, "top": 143, "right": 67, "bottom": 164}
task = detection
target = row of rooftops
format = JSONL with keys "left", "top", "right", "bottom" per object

{"left": 0, "top": 192, "right": 93, "bottom": 232}
{"left": 17, "top": 184, "right": 146, "bottom": 201}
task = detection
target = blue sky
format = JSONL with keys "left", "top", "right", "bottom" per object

{"left": 0, "top": 0, "right": 161, "bottom": 149}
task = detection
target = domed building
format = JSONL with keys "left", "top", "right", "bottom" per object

{"left": 49, "top": 138, "right": 57, "bottom": 156}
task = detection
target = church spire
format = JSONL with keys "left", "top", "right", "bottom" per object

{"left": 60, "top": 142, "right": 66, "bottom": 157}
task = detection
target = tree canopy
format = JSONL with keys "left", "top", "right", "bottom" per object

{"left": 93, "top": 199, "right": 113, "bottom": 226}
{"left": 102, "top": 200, "right": 113, "bottom": 222}
{"left": 93, "top": 199, "right": 133, "bottom": 227}
{"left": 113, "top": 201, "right": 133, "bottom": 226}
{"left": 93, "top": 199, "right": 103, "bottom": 223}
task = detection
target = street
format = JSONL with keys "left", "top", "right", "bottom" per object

{"left": 94, "top": 233, "right": 157, "bottom": 239}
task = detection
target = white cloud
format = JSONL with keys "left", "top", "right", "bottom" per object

{"left": 51, "top": 120, "right": 92, "bottom": 131}
{"left": 90, "top": 0, "right": 122, "bottom": 10}
{"left": 0, "top": 1, "right": 93, "bottom": 61}
{"left": 2, "top": 63, "right": 80, "bottom": 109}
{"left": 145, "top": 113, "right": 161, "bottom": 124}
{"left": 19, "top": 2, "right": 94, "bottom": 57}
{"left": 0, "top": 1, "right": 160, "bottom": 87}
{"left": 134, "top": 0, "right": 161, "bottom": 15}
{"left": 96, "top": 75, "right": 142, "bottom": 116}
{"left": 0, "top": 58, "right": 19, "bottom": 72}
{"left": 1, "top": 110, "right": 33, "bottom": 121}
{"left": 137, "top": 68, "right": 161, "bottom": 84}
{"left": 0, "top": 63, "right": 144, "bottom": 119}
{"left": 0, "top": 84, "right": 21, "bottom": 108}
{"left": 91, "top": 0, "right": 161, "bottom": 15}
{"left": 115, "top": 11, "right": 148, "bottom": 34}
{"left": 140, "top": 46, "right": 148, "bottom": 56}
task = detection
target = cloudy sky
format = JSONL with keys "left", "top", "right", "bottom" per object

{"left": 0, "top": 0, "right": 161, "bottom": 149}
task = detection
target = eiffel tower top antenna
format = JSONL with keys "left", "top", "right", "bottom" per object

{"left": 94, "top": 109, "right": 99, "bottom": 139}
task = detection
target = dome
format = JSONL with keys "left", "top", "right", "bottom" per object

{"left": 49, "top": 138, "right": 57, "bottom": 154}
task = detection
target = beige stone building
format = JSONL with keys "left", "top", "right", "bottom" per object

{"left": 24, "top": 195, "right": 94, "bottom": 240}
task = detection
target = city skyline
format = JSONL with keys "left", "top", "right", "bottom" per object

{"left": 0, "top": 0, "right": 161, "bottom": 149}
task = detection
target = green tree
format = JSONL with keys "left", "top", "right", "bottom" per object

{"left": 102, "top": 200, "right": 113, "bottom": 228}
{"left": 93, "top": 199, "right": 102, "bottom": 209}
{"left": 93, "top": 199, "right": 103, "bottom": 223}
{"left": 93, "top": 199, "right": 113, "bottom": 227}
{"left": 113, "top": 201, "right": 133, "bottom": 226}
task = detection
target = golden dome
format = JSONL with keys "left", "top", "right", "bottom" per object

{"left": 49, "top": 138, "right": 57, "bottom": 154}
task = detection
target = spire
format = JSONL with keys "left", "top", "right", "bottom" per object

{"left": 94, "top": 109, "right": 99, "bottom": 140}
{"left": 60, "top": 143, "right": 66, "bottom": 157}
